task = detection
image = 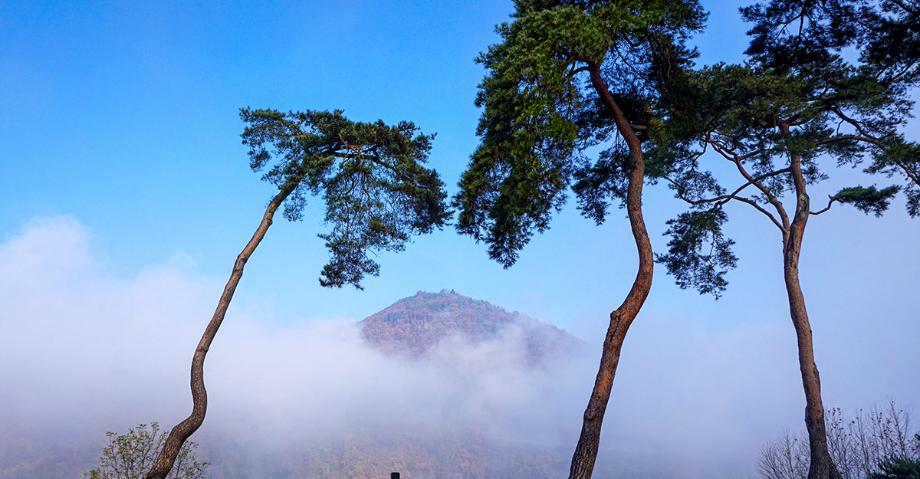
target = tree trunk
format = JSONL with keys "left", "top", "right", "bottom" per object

{"left": 146, "top": 186, "right": 293, "bottom": 479}
{"left": 784, "top": 143, "right": 842, "bottom": 479}
{"left": 568, "top": 64, "right": 655, "bottom": 479}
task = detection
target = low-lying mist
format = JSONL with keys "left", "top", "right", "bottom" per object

{"left": 1, "top": 216, "right": 917, "bottom": 478}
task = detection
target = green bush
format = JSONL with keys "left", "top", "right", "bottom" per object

{"left": 85, "top": 422, "right": 207, "bottom": 479}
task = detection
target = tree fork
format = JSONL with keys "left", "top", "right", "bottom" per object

{"left": 146, "top": 186, "right": 293, "bottom": 479}
{"left": 784, "top": 146, "right": 842, "bottom": 479}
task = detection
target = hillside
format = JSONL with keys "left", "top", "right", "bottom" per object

{"left": 359, "top": 290, "right": 580, "bottom": 364}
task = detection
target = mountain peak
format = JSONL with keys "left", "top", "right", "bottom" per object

{"left": 359, "top": 290, "right": 577, "bottom": 363}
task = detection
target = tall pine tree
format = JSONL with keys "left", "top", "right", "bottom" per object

{"left": 455, "top": 1, "right": 705, "bottom": 477}
{"left": 657, "top": 2, "right": 918, "bottom": 478}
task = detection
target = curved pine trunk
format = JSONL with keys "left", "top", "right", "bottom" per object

{"left": 568, "top": 65, "right": 655, "bottom": 479}
{"left": 784, "top": 194, "right": 841, "bottom": 479}
{"left": 146, "top": 187, "right": 292, "bottom": 479}
{"left": 783, "top": 141, "right": 841, "bottom": 479}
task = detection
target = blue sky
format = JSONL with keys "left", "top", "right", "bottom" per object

{"left": 1, "top": 0, "right": 917, "bottom": 357}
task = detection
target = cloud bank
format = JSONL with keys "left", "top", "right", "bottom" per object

{"left": 0, "top": 216, "right": 917, "bottom": 478}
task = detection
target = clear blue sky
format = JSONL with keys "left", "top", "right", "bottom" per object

{"left": 1, "top": 0, "right": 917, "bottom": 344}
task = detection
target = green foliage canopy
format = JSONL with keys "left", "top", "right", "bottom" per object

{"left": 454, "top": 0, "right": 706, "bottom": 266}
{"left": 240, "top": 108, "right": 449, "bottom": 288}
{"left": 657, "top": 0, "right": 919, "bottom": 296}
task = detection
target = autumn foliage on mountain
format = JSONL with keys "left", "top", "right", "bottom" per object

{"left": 360, "top": 290, "right": 580, "bottom": 365}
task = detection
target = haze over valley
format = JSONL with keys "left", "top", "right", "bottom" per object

{"left": 1, "top": 218, "right": 917, "bottom": 477}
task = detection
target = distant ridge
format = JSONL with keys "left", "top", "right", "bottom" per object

{"left": 359, "top": 290, "right": 580, "bottom": 363}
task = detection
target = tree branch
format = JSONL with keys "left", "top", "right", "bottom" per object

{"left": 733, "top": 196, "right": 786, "bottom": 232}
{"left": 898, "top": 161, "right": 920, "bottom": 185}
{"left": 828, "top": 107, "right": 890, "bottom": 142}
{"left": 810, "top": 196, "right": 835, "bottom": 216}
{"left": 666, "top": 171, "right": 788, "bottom": 233}
{"left": 815, "top": 133, "right": 885, "bottom": 147}
{"left": 667, "top": 167, "right": 790, "bottom": 207}
{"left": 822, "top": 110, "right": 920, "bottom": 185}
{"left": 707, "top": 136, "right": 791, "bottom": 231}
{"left": 569, "top": 64, "right": 591, "bottom": 77}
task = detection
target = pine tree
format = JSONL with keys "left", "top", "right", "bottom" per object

{"left": 147, "top": 109, "right": 448, "bottom": 479}
{"left": 657, "top": 2, "right": 918, "bottom": 478}
{"left": 454, "top": 1, "right": 706, "bottom": 477}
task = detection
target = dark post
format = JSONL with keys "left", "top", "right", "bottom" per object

{"left": 391, "top": 473, "right": 400, "bottom": 479}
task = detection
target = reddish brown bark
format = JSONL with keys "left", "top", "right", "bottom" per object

{"left": 146, "top": 186, "right": 293, "bottom": 479}
{"left": 784, "top": 144, "right": 842, "bottom": 479}
{"left": 568, "top": 64, "right": 654, "bottom": 479}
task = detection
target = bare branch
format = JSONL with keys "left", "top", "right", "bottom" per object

{"left": 667, "top": 167, "right": 790, "bottom": 207}
{"left": 707, "top": 138, "right": 792, "bottom": 231}
{"left": 734, "top": 196, "right": 787, "bottom": 232}
{"left": 810, "top": 196, "right": 835, "bottom": 216}
{"left": 667, "top": 176, "right": 787, "bottom": 233}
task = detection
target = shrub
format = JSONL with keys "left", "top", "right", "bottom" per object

{"left": 760, "top": 402, "right": 920, "bottom": 479}
{"left": 85, "top": 422, "right": 207, "bottom": 479}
